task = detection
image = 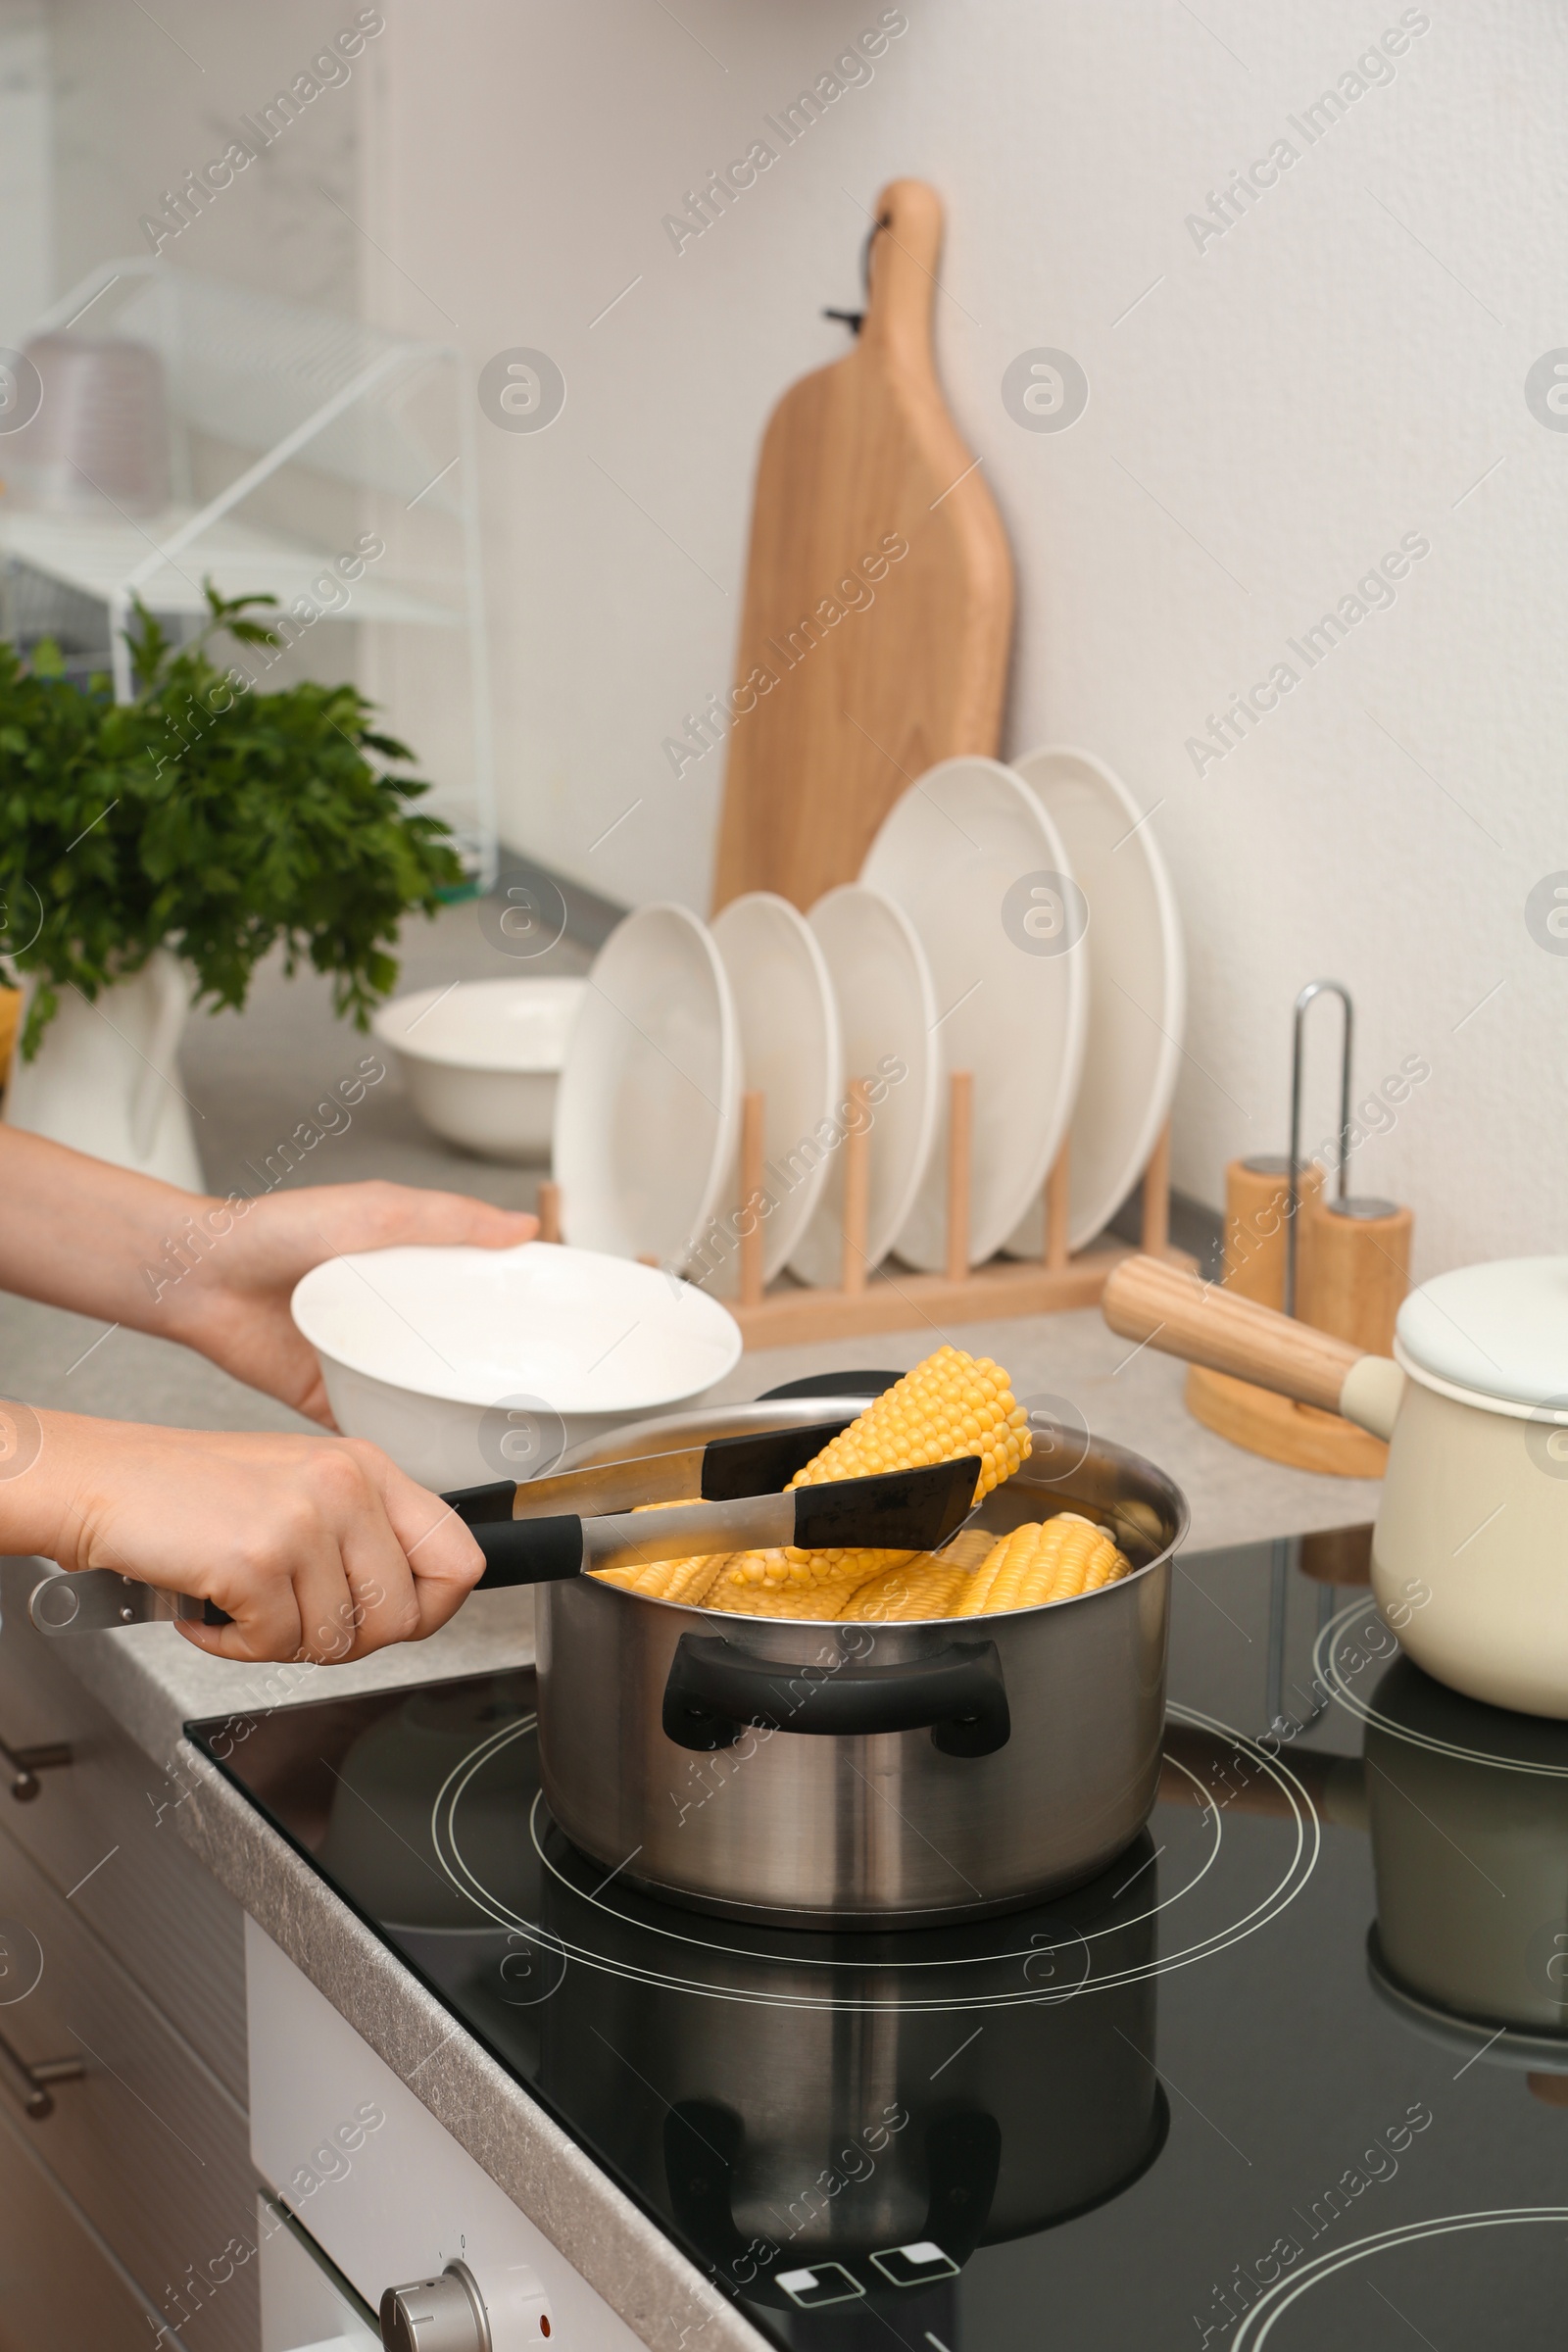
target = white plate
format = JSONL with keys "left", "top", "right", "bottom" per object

{"left": 291, "top": 1241, "right": 741, "bottom": 1491}
{"left": 372, "top": 976, "right": 587, "bottom": 1161}
{"left": 789, "top": 884, "right": 943, "bottom": 1287}
{"left": 1004, "top": 746, "right": 1186, "bottom": 1254}
{"left": 706, "top": 893, "right": 843, "bottom": 1294}
{"left": 553, "top": 904, "right": 740, "bottom": 1270}
{"left": 861, "top": 757, "right": 1088, "bottom": 1271}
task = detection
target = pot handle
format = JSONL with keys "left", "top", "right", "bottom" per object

{"left": 662, "top": 1632, "right": 1010, "bottom": 1757}
{"left": 1101, "top": 1253, "right": 1402, "bottom": 1435}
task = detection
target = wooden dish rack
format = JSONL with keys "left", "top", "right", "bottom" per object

{"left": 536, "top": 1070, "right": 1180, "bottom": 1346}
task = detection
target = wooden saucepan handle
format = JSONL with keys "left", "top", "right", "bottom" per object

{"left": 1102, "top": 1254, "right": 1363, "bottom": 1414}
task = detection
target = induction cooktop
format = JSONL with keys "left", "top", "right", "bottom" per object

{"left": 188, "top": 1522, "right": 1568, "bottom": 2350}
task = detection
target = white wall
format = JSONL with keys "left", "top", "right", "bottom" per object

{"left": 356, "top": 0, "right": 1568, "bottom": 1272}
{"left": 29, "top": 1, "right": 1568, "bottom": 1272}
{"left": 0, "top": 4, "right": 53, "bottom": 344}
{"left": 47, "top": 0, "right": 364, "bottom": 306}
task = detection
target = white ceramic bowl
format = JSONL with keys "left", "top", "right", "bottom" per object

{"left": 291, "top": 1241, "right": 742, "bottom": 1492}
{"left": 372, "top": 977, "right": 587, "bottom": 1162}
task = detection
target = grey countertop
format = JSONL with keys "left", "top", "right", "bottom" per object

{"left": 1, "top": 904, "right": 1384, "bottom": 2348}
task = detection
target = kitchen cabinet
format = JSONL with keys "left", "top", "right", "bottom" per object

{"left": 0, "top": 1556, "right": 255, "bottom": 2349}
{"left": 0, "top": 2097, "right": 159, "bottom": 2351}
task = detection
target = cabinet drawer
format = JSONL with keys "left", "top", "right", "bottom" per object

{"left": 0, "top": 1827, "right": 259, "bottom": 2352}
{"left": 0, "top": 2102, "right": 159, "bottom": 2352}
{"left": 0, "top": 1556, "right": 246, "bottom": 2100}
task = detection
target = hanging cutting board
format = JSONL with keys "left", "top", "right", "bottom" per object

{"left": 710, "top": 178, "right": 1013, "bottom": 915}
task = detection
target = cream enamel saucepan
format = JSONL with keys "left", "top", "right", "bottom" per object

{"left": 1103, "top": 1253, "right": 1568, "bottom": 1719}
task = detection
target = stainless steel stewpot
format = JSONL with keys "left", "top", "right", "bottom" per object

{"left": 536, "top": 1393, "right": 1187, "bottom": 1929}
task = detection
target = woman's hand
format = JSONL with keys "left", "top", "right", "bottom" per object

{"left": 160, "top": 1181, "right": 536, "bottom": 1424}
{"left": 0, "top": 1130, "right": 535, "bottom": 1424}
{"left": 9, "top": 1410, "right": 485, "bottom": 1664}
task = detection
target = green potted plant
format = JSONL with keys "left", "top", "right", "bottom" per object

{"left": 0, "top": 585, "right": 464, "bottom": 1183}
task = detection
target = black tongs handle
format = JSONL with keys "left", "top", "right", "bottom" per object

{"left": 468, "top": 1515, "right": 585, "bottom": 1588}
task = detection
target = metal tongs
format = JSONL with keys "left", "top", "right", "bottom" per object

{"left": 27, "top": 1421, "right": 982, "bottom": 1634}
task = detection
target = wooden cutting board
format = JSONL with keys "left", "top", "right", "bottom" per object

{"left": 710, "top": 178, "right": 1013, "bottom": 915}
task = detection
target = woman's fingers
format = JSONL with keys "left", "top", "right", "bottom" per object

{"left": 190, "top": 1478, "right": 348, "bottom": 1663}
{"left": 313, "top": 1180, "right": 538, "bottom": 1255}
{"left": 238, "top": 1181, "right": 537, "bottom": 1281}
{"left": 196, "top": 1446, "right": 461, "bottom": 1664}
{"left": 162, "top": 1179, "right": 537, "bottom": 1418}
{"left": 283, "top": 1444, "right": 407, "bottom": 1660}
{"left": 357, "top": 1446, "right": 486, "bottom": 1639}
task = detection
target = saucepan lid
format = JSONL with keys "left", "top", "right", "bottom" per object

{"left": 1396, "top": 1256, "right": 1568, "bottom": 1418}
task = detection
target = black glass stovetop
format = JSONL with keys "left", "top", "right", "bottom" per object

{"left": 189, "top": 1525, "right": 1568, "bottom": 2349}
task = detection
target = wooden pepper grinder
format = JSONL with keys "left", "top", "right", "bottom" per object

{"left": 1187, "top": 981, "right": 1412, "bottom": 1477}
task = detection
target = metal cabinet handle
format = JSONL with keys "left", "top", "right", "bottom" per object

{"left": 0, "top": 2023, "right": 84, "bottom": 2119}
{"left": 0, "top": 1727, "right": 72, "bottom": 1801}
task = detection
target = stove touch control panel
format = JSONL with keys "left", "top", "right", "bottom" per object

{"left": 246, "top": 1920, "right": 640, "bottom": 2352}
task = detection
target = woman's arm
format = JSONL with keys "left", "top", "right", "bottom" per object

{"left": 0, "top": 1127, "right": 535, "bottom": 1423}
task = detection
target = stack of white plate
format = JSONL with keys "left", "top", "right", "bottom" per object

{"left": 550, "top": 749, "right": 1184, "bottom": 1283}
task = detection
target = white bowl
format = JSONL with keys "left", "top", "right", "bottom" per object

{"left": 291, "top": 1241, "right": 742, "bottom": 1492}
{"left": 372, "top": 977, "right": 587, "bottom": 1161}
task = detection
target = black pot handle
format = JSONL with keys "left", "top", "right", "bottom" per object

{"left": 662, "top": 1633, "right": 1010, "bottom": 1757}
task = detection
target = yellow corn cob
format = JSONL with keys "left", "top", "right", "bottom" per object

{"left": 841, "top": 1529, "right": 996, "bottom": 1622}
{"left": 705, "top": 1555, "right": 861, "bottom": 1619}
{"left": 590, "top": 1351, "right": 1041, "bottom": 1622}
{"left": 789, "top": 1345, "right": 1028, "bottom": 1496}
{"left": 619, "top": 1552, "right": 734, "bottom": 1605}
{"left": 961, "top": 1513, "right": 1130, "bottom": 1616}
{"left": 713, "top": 1345, "right": 1032, "bottom": 1601}
{"left": 589, "top": 1501, "right": 734, "bottom": 1606}
{"left": 585, "top": 1500, "right": 731, "bottom": 1605}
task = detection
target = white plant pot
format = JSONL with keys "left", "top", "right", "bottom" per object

{"left": 4, "top": 949, "right": 205, "bottom": 1191}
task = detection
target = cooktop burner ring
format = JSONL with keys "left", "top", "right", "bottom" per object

{"left": 425, "top": 1704, "right": 1321, "bottom": 2013}
{"left": 1315, "top": 1600, "right": 1568, "bottom": 1776}
{"left": 1228, "top": 2207, "right": 1568, "bottom": 2350}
